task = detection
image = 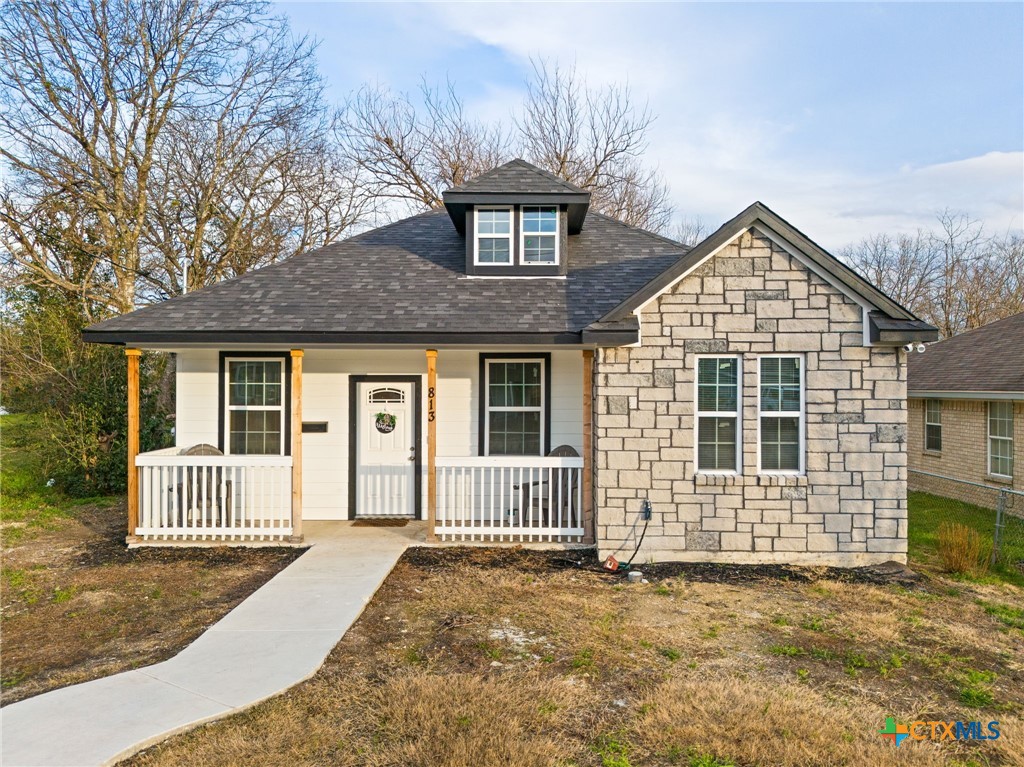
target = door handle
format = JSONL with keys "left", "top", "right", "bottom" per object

{"left": 409, "top": 447, "right": 416, "bottom": 462}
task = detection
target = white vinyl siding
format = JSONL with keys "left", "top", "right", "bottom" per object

{"left": 758, "top": 355, "right": 804, "bottom": 474}
{"left": 175, "top": 349, "right": 582, "bottom": 520}
{"left": 988, "top": 401, "right": 1014, "bottom": 478}
{"left": 924, "top": 399, "right": 942, "bottom": 452}
{"left": 694, "top": 356, "right": 740, "bottom": 473}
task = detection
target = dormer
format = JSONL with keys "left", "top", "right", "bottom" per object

{"left": 442, "top": 159, "right": 591, "bottom": 277}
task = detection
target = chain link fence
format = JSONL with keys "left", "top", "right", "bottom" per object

{"left": 908, "top": 469, "right": 1024, "bottom": 571}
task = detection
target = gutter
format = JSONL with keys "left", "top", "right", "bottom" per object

{"left": 908, "top": 390, "right": 1024, "bottom": 402}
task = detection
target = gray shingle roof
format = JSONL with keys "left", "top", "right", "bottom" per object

{"left": 908, "top": 312, "right": 1024, "bottom": 394}
{"left": 445, "top": 159, "right": 589, "bottom": 195}
{"left": 84, "top": 210, "right": 686, "bottom": 345}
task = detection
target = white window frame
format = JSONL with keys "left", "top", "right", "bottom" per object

{"left": 224, "top": 357, "right": 286, "bottom": 456}
{"left": 693, "top": 355, "right": 742, "bottom": 475}
{"left": 483, "top": 357, "right": 546, "bottom": 456}
{"left": 757, "top": 354, "right": 805, "bottom": 475}
{"left": 924, "top": 399, "right": 942, "bottom": 453}
{"left": 988, "top": 401, "right": 1014, "bottom": 479}
{"left": 473, "top": 206, "right": 513, "bottom": 266}
{"left": 519, "top": 205, "right": 559, "bottom": 266}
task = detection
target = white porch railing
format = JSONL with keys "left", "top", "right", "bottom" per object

{"left": 135, "top": 449, "right": 293, "bottom": 542}
{"left": 435, "top": 456, "right": 586, "bottom": 542}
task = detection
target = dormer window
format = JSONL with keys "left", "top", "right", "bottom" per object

{"left": 474, "top": 207, "right": 512, "bottom": 264}
{"left": 444, "top": 159, "right": 589, "bottom": 276}
{"left": 522, "top": 206, "right": 558, "bottom": 264}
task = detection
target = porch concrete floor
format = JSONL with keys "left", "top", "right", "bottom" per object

{"left": 0, "top": 522, "right": 419, "bottom": 767}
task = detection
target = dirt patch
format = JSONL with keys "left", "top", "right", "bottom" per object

{"left": 129, "top": 546, "right": 1024, "bottom": 767}
{"left": 1, "top": 500, "right": 304, "bottom": 704}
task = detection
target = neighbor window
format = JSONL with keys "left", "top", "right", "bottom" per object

{"left": 695, "top": 357, "right": 740, "bottom": 472}
{"left": 225, "top": 359, "right": 285, "bottom": 455}
{"left": 521, "top": 206, "right": 558, "bottom": 264}
{"left": 475, "top": 208, "right": 512, "bottom": 264}
{"left": 759, "top": 355, "right": 803, "bottom": 473}
{"left": 988, "top": 401, "right": 1014, "bottom": 478}
{"left": 925, "top": 399, "right": 942, "bottom": 452}
{"left": 484, "top": 358, "right": 545, "bottom": 455}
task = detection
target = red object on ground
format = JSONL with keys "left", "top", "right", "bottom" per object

{"left": 602, "top": 555, "right": 619, "bottom": 572}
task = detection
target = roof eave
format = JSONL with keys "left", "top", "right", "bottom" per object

{"left": 442, "top": 191, "right": 591, "bottom": 235}
{"left": 908, "top": 390, "right": 1024, "bottom": 401}
{"left": 81, "top": 329, "right": 591, "bottom": 347}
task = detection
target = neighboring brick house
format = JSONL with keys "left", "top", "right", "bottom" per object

{"left": 84, "top": 159, "right": 937, "bottom": 565}
{"left": 908, "top": 313, "right": 1024, "bottom": 497}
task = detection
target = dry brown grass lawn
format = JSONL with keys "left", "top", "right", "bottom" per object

{"left": 126, "top": 548, "right": 1024, "bottom": 767}
{"left": 1, "top": 500, "right": 303, "bottom": 703}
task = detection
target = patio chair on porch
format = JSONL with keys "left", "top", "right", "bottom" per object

{"left": 513, "top": 445, "right": 580, "bottom": 529}
{"left": 169, "top": 444, "right": 233, "bottom": 528}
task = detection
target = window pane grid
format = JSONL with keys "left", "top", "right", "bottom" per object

{"left": 486, "top": 360, "right": 544, "bottom": 456}
{"left": 759, "top": 356, "right": 803, "bottom": 473}
{"left": 989, "top": 402, "right": 1014, "bottom": 477}
{"left": 226, "top": 359, "right": 284, "bottom": 455}
{"left": 475, "top": 208, "right": 512, "bottom": 264}
{"left": 695, "top": 357, "right": 739, "bottom": 473}
{"left": 925, "top": 399, "right": 942, "bottom": 451}
{"left": 521, "top": 206, "right": 558, "bottom": 264}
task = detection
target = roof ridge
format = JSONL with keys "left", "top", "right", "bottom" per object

{"left": 444, "top": 158, "right": 589, "bottom": 196}
{"left": 510, "top": 159, "right": 589, "bottom": 194}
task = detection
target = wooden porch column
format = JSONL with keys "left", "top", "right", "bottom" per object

{"left": 582, "top": 349, "right": 595, "bottom": 545}
{"left": 126, "top": 348, "right": 141, "bottom": 541}
{"left": 426, "top": 349, "right": 438, "bottom": 542}
{"left": 290, "top": 349, "right": 304, "bottom": 542}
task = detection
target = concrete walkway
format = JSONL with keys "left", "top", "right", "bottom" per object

{"left": 1, "top": 522, "right": 423, "bottom": 767}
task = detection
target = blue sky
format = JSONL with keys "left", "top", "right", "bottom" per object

{"left": 276, "top": 1, "right": 1024, "bottom": 248}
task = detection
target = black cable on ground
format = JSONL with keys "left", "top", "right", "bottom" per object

{"left": 622, "top": 514, "right": 651, "bottom": 571}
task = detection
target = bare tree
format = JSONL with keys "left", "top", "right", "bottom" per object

{"left": 336, "top": 80, "right": 512, "bottom": 215}
{"left": 518, "top": 60, "right": 673, "bottom": 232}
{"left": 672, "top": 214, "right": 711, "bottom": 246}
{"left": 841, "top": 211, "right": 1024, "bottom": 337}
{"left": 336, "top": 62, "right": 674, "bottom": 232}
{"left": 839, "top": 231, "right": 940, "bottom": 320}
{"left": 0, "top": 0, "right": 364, "bottom": 314}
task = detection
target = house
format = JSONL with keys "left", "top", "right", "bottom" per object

{"left": 83, "top": 159, "right": 937, "bottom": 565}
{"left": 908, "top": 312, "right": 1023, "bottom": 498}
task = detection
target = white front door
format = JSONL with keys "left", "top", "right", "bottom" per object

{"left": 356, "top": 382, "right": 416, "bottom": 517}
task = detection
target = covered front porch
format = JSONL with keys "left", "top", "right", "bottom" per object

{"left": 124, "top": 347, "right": 595, "bottom": 546}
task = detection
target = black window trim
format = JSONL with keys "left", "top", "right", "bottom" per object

{"left": 478, "top": 352, "right": 552, "bottom": 457}
{"left": 218, "top": 351, "right": 292, "bottom": 456}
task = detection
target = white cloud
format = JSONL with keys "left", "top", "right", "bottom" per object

{"left": 661, "top": 147, "right": 1023, "bottom": 248}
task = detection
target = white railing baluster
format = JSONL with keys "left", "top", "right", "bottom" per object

{"left": 430, "top": 457, "right": 585, "bottom": 543}
{"left": 133, "top": 451, "right": 292, "bottom": 542}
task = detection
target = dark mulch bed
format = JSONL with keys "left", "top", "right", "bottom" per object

{"left": 401, "top": 544, "right": 923, "bottom": 587}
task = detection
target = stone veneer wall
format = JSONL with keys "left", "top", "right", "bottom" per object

{"left": 594, "top": 229, "right": 908, "bottom": 566}
{"left": 908, "top": 398, "right": 1023, "bottom": 497}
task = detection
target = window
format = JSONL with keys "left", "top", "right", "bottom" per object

{"left": 484, "top": 358, "right": 545, "bottom": 455}
{"left": 521, "top": 206, "right": 558, "bottom": 264}
{"left": 695, "top": 357, "right": 740, "bottom": 472}
{"left": 474, "top": 208, "right": 512, "bottom": 264}
{"left": 925, "top": 399, "right": 942, "bottom": 452}
{"left": 758, "top": 356, "right": 803, "bottom": 473}
{"left": 989, "top": 401, "right": 1014, "bottom": 478}
{"left": 225, "top": 359, "right": 285, "bottom": 455}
